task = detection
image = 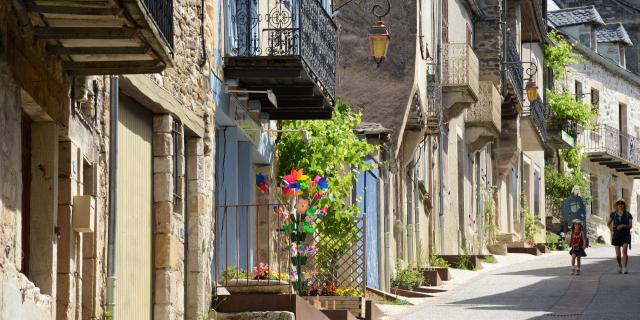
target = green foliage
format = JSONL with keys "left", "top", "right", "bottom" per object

{"left": 376, "top": 298, "right": 412, "bottom": 305}
{"left": 521, "top": 196, "right": 541, "bottom": 242}
{"left": 481, "top": 256, "right": 497, "bottom": 264}
{"left": 455, "top": 248, "right": 475, "bottom": 271}
{"left": 103, "top": 310, "right": 113, "bottom": 320}
{"left": 314, "top": 216, "right": 359, "bottom": 281}
{"left": 391, "top": 262, "right": 425, "bottom": 290}
{"left": 219, "top": 266, "right": 250, "bottom": 282}
{"left": 429, "top": 246, "right": 450, "bottom": 268}
{"left": 483, "top": 188, "right": 498, "bottom": 245}
{"left": 277, "top": 98, "right": 376, "bottom": 221}
{"left": 545, "top": 166, "right": 591, "bottom": 205}
{"left": 546, "top": 90, "right": 597, "bottom": 128}
{"left": 561, "top": 145, "right": 586, "bottom": 172}
{"left": 544, "top": 30, "right": 580, "bottom": 80}
{"left": 545, "top": 232, "right": 567, "bottom": 251}
{"left": 335, "top": 287, "right": 363, "bottom": 297}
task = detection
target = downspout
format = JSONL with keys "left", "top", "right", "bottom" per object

{"left": 437, "top": 0, "right": 446, "bottom": 254}
{"left": 106, "top": 76, "right": 119, "bottom": 314}
{"left": 414, "top": 162, "right": 420, "bottom": 263}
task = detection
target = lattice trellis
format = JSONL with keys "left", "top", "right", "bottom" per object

{"left": 306, "top": 217, "right": 366, "bottom": 295}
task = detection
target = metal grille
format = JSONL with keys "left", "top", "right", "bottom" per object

{"left": 522, "top": 97, "right": 548, "bottom": 141}
{"left": 579, "top": 124, "right": 640, "bottom": 165}
{"left": 506, "top": 32, "right": 524, "bottom": 103}
{"left": 230, "top": 0, "right": 336, "bottom": 98}
{"left": 142, "top": 0, "right": 175, "bottom": 50}
{"left": 306, "top": 217, "right": 366, "bottom": 296}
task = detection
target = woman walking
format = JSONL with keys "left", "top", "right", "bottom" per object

{"left": 608, "top": 199, "right": 633, "bottom": 274}
{"left": 569, "top": 219, "right": 587, "bottom": 275}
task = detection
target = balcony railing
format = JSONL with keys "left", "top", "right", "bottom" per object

{"left": 465, "top": 81, "right": 501, "bottom": 132}
{"left": 522, "top": 97, "right": 547, "bottom": 141}
{"left": 142, "top": 0, "right": 174, "bottom": 50}
{"left": 229, "top": 0, "right": 336, "bottom": 98}
{"left": 443, "top": 43, "right": 480, "bottom": 95}
{"left": 579, "top": 125, "right": 640, "bottom": 165}
{"left": 505, "top": 33, "right": 524, "bottom": 103}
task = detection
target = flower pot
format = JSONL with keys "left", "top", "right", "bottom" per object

{"left": 291, "top": 256, "right": 308, "bottom": 266}
{"left": 290, "top": 232, "right": 307, "bottom": 242}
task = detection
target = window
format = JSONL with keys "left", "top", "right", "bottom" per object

{"left": 575, "top": 80, "right": 583, "bottom": 101}
{"left": 590, "top": 88, "right": 599, "bottom": 107}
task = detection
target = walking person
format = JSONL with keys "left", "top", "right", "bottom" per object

{"left": 569, "top": 219, "right": 587, "bottom": 275}
{"left": 608, "top": 199, "right": 633, "bottom": 274}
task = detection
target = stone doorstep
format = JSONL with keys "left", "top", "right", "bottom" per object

{"left": 507, "top": 247, "right": 542, "bottom": 256}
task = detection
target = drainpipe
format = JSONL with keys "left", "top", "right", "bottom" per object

{"left": 437, "top": 0, "right": 445, "bottom": 254}
{"left": 106, "top": 75, "right": 119, "bottom": 314}
{"left": 414, "top": 163, "right": 421, "bottom": 264}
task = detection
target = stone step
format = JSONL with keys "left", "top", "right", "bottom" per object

{"left": 496, "top": 233, "right": 519, "bottom": 242}
{"left": 496, "top": 240, "right": 531, "bottom": 248}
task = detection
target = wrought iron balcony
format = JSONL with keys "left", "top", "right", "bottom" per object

{"left": 579, "top": 124, "right": 640, "bottom": 176}
{"left": 224, "top": 0, "right": 336, "bottom": 120}
{"left": 504, "top": 33, "right": 524, "bottom": 110}
{"left": 442, "top": 43, "right": 480, "bottom": 118}
{"left": 18, "top": 0, "right": 174, "bottom": 75}
{"left": 521, "top": 97, "right": 547, "bottom": 142}
{"left": 465, "top": 81, "right": 501, "bottom": 150}
{"left": 546, "top": 116, "right": 577, "bottom": 149}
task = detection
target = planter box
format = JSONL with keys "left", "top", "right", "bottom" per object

{"left": 421, "top": 269, "right": 442, "bottom": 287}
{"left": 439, "top": 255, "right": 482, "bottom": 270}
{"left": 535, "top": 244, "right": 550, "bottom": 254}
{"left": 303, "top": 296, "right": 364, "bottom": 318}
{"left": 390, "top": 287, "right": 431, "bottom": 298}
{"left": 223, "top": 280, "right": 291, "bottom": 294}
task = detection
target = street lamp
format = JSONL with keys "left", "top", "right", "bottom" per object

{"left": 368, "top": 20, "right": 390, "bottom": 67}
{"left": 525, "top": 80, "right": 539, "bottom": 102}
{"left": 333, "top": 0, "right": 391, "bottom": 67}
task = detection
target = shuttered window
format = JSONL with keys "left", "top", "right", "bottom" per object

{"left": 590, "top": 88, "right": 599, "bottom": 107}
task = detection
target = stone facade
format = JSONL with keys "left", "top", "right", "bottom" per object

{"left": 0, "top": 0, "right": 216, "bottom": 319}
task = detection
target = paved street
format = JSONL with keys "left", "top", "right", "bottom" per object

{"left": 391, "top": 246, "right": 640, "bottom": 320}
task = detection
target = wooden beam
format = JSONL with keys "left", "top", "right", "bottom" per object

{"left": 601, "top": 161, "right": 623, "bottom": 166}
{"left": 241, "top": 86, "right": 315, "bottom": 96}
{"left": 64, "top": 60, "right": 164, "bottom": 75}
{"left": 589, "top": 157, "right": 612, "bottom": 162}
{"left": 26, "top": 4, "right": 124, "bottom": 16}
{"left": 615, "top": 168, "right": 637, "bottom": 172}
{"left": 34, "top": 27, "right": 138, "bottom": 39}
{"left": 47, "top": 45, "right": 150, "bottom": 55}
{"left": 225, "top": 68, "right": 302, "bottom": 79}
{"left": 609, "top": 164, "right": 631, "bottom": 169}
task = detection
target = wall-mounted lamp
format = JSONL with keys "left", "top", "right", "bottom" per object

{"left": 502, "top": 60, "right": 539, "bottom": 102}
{"left": 226, "top": 89, "right": 278, "bottom": 109}
{"left": 333, "top": 0, "right": 391, "bottom": 67}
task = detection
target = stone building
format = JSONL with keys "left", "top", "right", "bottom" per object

{"left": 0, "top": 0, "right": 216, "bottom": 319}
{"left": 549, "top": 2, "right": 640, "bottom": 243}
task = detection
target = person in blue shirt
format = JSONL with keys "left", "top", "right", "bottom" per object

{"left": 608, "top": 199, "right": 633, "bottom": 274}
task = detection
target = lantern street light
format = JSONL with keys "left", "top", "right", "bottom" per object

{"left": 525, "top": 79, "right": 539, "bottom": 103}
{"left": 333, "top": 0, "right": 392, "bottom": 67}
{"left": 501, "top": 60, "right": 539, "bottom": 102}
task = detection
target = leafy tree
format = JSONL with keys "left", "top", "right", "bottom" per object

{"left": 546, "top": 90, "right": 596, "bottom": 128}
{"left": 544, "top": 30, "right": 580, "bottom": 84}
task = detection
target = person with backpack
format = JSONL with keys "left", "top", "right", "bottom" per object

{"left": 569, "top": 219, "right": 587, "bottom": 275}
{"left": 608, "top": 199, "right": 633, "bottom": 274}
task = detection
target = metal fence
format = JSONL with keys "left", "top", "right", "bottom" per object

{"left": 142, "top": 0, "right": 174, "bottom": 50}
{"left": 229, "top": 0, "right": 336, "bottom": 97}
{"left": 505, "top": 32, "right": 523, "bottom": 103}
{"left": 213, "top": 204, "right": 291, "bottom": 290}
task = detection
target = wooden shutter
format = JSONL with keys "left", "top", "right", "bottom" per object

{"left": 591, "top": 88, "right": 599, "bottom": 107}
{"left": 442, "top": 0, "right": 449, "bottom": 43}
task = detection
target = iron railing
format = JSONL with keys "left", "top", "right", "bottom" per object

{"left": 213, "top": 204, "right": 291, "bottom": 291}
{"left": 579, "top": 124, "right": 640, "bottom": 165}
{"left": 466, "top": 81, "right": 501, "bottom": 131}
{"left": 142, "top": 0, "right": 174, "bottom": 50}
{"left": 505, "top": 33, "right": 523, "bottom": 103}
{"left": 442, "top": 43, "right": 480, "bottom": 96}
{"left": 522, "top": 97, "right": 547, "bottom": 141}
{"left": 229, "top": 0, "right": 336, "bottom": 98}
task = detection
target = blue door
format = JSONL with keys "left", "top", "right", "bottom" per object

{"left": 356, "top": 166, "right": 380, "bottom": 289}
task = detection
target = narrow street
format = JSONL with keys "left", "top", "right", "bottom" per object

{"left": 392, "top": 246, "right": 640, "bottom": 320}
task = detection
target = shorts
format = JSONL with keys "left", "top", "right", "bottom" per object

{"left": 569, "top": 247, "right": 587, "bottom": 257}
{"left": 612, "top": 233, "right": 631, "bottom": 247}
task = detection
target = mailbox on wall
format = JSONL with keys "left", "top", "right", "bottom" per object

{"left": 73, "top": 195, "right": 96, "bottom": 233}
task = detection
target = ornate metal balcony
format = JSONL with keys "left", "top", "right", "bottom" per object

{"left": 579, "top": 124, "right": 640, "bottom": 177}
{"left": 17, "top": 0, "right": 174, "bottom": 74}
{"left": 521, "top": 97, "right": 547, "bottom": 142}
{"left": 504, "top": 33, "right": 524, "bottom": 114}
{"left": 546, "top": 116, "right": 577, "bottom": 149}
{"left": 465, "top": 81, "right": 501, "bottom": 150}
{"left": 442, "top": 43, "right": 480, "bottom": 118}
{"left": 224, "top": 0, "right": 336, "bottom": 120}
